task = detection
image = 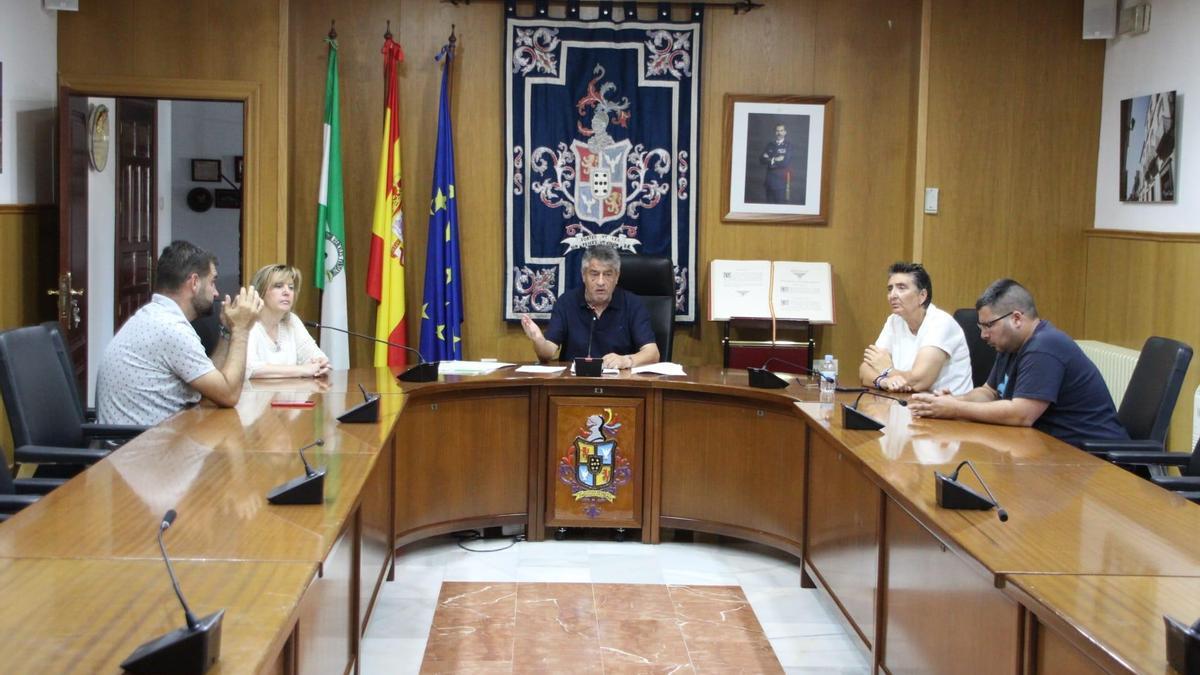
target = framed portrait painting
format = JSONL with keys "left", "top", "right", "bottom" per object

{"left": 722, "top": 94, "right": 833, "bottom": 224}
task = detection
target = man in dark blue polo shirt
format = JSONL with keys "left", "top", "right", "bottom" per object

{"left": 520, "top": 246, "right": 660, "bottom": 369}
{"left": 909, "top": 278, "right": 1128, "bottom": 449}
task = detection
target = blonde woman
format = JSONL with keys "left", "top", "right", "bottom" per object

{"left": 246, "top": 264, "right": 331, "bottom": 378}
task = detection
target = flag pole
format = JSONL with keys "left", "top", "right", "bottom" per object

{"left": 445, "top": 25, "right": 457, "bottom": 108}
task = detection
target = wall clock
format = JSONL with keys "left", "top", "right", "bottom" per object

{"left": 88, "top": 104, "right": 110, "bottom": 172}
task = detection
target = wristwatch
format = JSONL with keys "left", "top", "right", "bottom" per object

{"left": 219, "top": 325, "right": 233, "bottom": 341}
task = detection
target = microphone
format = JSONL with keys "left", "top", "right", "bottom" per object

{"left": 842, "top": 390, "right": 906, "bottom": 431}
{"left": 574, "top": 312, "right": 603, "bottom": 377}
{"left": 337, "top": 382, "right": 380, "bottom": 424}
{"left": 935, "top": 460, "right": 1008, "bottom": 522}
{"left": 159, "top": 510, "right": 196, "bottom": 629}
{"left": 747, "top": 357, "right": 862, "bottom": 391}
{"left": 1163, "top": 614, "right": 1200, "bottom": 674}
{"left": 120, "top": 509, "right": 225, "bottom": 674}
{"left": 851, "top": 389, "right": 909, "bottom": 408}
{"left": 586, "top": 312, "right": 597, "bottom": 358}
{"left": 747, "top": 357, "right": 822, "bottom": 389}
{"left": 266, "top": 438, "right": 326, "bottom": 505}
{"left": 303, "top": 320, "right": 438, "bottom": 383}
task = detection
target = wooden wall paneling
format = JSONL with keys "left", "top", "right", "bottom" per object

{"left": 56, "top": 0, "right": 287, "bottom": 290}
{"left": 1085, "top": 235, "right": 1200, "bottom": 450}
{"left": 684, "top": 0, "right": 921, "bottom": 373}
{"left": 287, "top": 1, "right": 920, "bottom": 370}
{"left": 288, "top": 0, "right": 513, "bottom": 367}
{"left": 0, "top": 205, "right": 57, "bottom": 466}
{"left": 919, "top": 0, "right": 1104, "bottom": 336}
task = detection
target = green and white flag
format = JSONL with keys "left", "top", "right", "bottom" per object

{"left": 314, "top": 37, "right": 349, "bottom": 368}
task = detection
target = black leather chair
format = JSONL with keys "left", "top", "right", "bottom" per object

{"left": 1079, "top": 336, "right": 1192, "bottom": 465}
{"left": 0, "top": 446, "right": 63, "bottom": 522}
{"left": 951, "top": 308, "right": 996, "bottom": 388}
{"left": 617, "top": 254, "right": 676, "bottom": 362}
{"left": 0, "top": 325, "right": 146, "bottom": 476}
{"left": 1100, "top": 436, "right": 1200, "bottom": 504}
{"left": 42, "top": 321, "right": 93, "bottom": 421}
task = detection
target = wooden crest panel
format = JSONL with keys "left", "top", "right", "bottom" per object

{"left": 547, "top": 396, "right": 644, "bottom": 529}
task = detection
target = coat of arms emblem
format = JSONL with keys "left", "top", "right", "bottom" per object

{"left": 558, "top": 408, "right": 632, "bottom": 517}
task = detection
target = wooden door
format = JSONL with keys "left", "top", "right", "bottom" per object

{"left": 55, "top": 91, "right": 89, "bottom": 389}
{"left": 114, "top": 98, "right": 156, "bottom": 330}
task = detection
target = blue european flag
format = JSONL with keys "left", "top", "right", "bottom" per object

{"left": 419, "top": 45, "right": 464, "bottom": 362}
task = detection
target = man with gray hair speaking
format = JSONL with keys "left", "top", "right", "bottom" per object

{"left": 908, "top": 278, "right": 1128, "bottom": 448}
{"left": 520, "top": 245, "right": 659, "bottom": 370}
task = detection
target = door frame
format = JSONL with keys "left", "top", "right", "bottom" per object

{"left": 58, "top": 74, "right": 276, "bottom": 285}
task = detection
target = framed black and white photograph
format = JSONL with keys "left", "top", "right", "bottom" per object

{"left": 191, "top": 158, "right": 221, "bottom": 182}
{"left": 722, "top": 94, "right": 833, "bottom": 224}
{"left": 1120, "top": 90, "right": 1176, "bottom": 203}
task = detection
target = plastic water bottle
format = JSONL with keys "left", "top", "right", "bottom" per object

{"left": 818, "top": 354, "right": 838, "bottom": 403}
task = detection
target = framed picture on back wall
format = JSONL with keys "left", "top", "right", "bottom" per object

{"left": 1119, "top": 90, "right": 1176, "bottom": 203}
{"left": 722, "top": 94, "right": 834, "bottom": 224}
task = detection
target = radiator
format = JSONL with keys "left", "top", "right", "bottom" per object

{"left": 1076, "top": 340, "right": 1140, "bottom": 409}
{"left": 1193, "top": 386, "right": 1200, "bottom": 450}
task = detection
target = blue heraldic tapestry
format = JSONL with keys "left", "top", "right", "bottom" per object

{"left": 505, "top": 2, "right": 702, "bottom": 322}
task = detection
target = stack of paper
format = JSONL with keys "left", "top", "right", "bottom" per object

{"left": 437, "top": 360, "right": 515, "bottom": 375}
{"left": 631, "top": 362, "right": 687, "bottom": 376}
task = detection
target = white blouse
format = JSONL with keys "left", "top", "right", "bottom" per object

{"left": 245, "top": 313, "right": 327, "bottom": 378}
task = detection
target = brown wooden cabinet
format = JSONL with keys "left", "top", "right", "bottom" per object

{"left": 804, "top": 429, "right": 882, "bottom": 650}
{"left": 881, "top": 497, "right": 1023, "bottom": 675}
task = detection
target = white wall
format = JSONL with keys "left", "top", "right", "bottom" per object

{"left": 1094, "top": 0, "right": 1200, "bottom": 231}
{"left": 170, "top": 100, "right": 244, "bottom": 296}
{"left": 0, "top": 0, "right": 57, "bottom": 203}
{"left": 86, "top": 97, "right": 117, "bottom": 404}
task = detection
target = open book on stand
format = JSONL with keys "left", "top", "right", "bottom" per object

{"left": 708, "top": 260, "right": 834, "bottom": 323}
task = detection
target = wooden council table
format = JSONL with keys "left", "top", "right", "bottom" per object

{"left": 1, "top": 365, "right": 1197, "bottom": 673}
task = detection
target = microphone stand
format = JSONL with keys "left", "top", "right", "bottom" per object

{"left": 935, "top": 460, "right": 1009, "bottom": 522}
{"left": 120, "top": 509, "right": 225, "bottom": 674}
{"left": 266, "top": 439, "right": 327, "bottom": 504}
{"left": 575, "top": 313, "right": 602, "bottom": 377}
{"left": 304, "top": 320, "right": 438, "bottom": 383}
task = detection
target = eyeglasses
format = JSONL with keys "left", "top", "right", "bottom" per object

{"left": 977, "top": 311, "right": 1014, "bottom": 331}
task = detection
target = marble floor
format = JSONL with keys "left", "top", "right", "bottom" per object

{"left": 361, "top": 531, "right": 871, "bottom": 674}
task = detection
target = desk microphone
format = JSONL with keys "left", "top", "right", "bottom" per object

{"left": 842, "top": 390, "right": 906, "bottom": 431}
{"left": 1163, "top": 614, "right": 1200, "bottom": 674}
{"left": 574, "top": 312, "right": 603, "bottom": 377}
{"left": 266, "top": 439, "right": 326, "bottom": 505}
{"left": 338, "top": 382, "right": 380, "bottom": 424}
{"left": 935, "top": 460, "right": 1009, "bottom": 522}
{"left": 120, "top": 509, "right": 225, "bottom": 674}
{"left": 747, "top": 357, "right": 823, "bottom": 389}
{"left": 303, "top": 320, "right": 438, "bottom": 382}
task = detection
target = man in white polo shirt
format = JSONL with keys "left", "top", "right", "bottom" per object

{"left": 97, "top": 241, "right": 263, "bottom": 426}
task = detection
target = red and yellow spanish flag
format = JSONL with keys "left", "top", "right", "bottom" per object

{"left": 367, "top": 35, "right": 408, "bottom": 366}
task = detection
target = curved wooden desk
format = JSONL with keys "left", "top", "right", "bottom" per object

{"left": 2, "top": 366, "right": 1198, "bottom": 673}
{"left": 357, "top": 366, "right": 1200, "bottom": 674}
